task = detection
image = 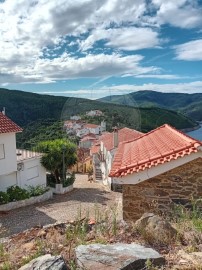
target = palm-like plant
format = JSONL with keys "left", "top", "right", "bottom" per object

{"left": 37, "top": 139, "right": 77, "bottom": 183}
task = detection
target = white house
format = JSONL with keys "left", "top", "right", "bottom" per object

{"left": 86, "top": 110, "right": 103, "bottom": 117}
{"left": 0, "top": 112, "right": 46, "bottom": 192}
{"left": 70, "top": 115, "right": 81, "bottom": 121}
{"left": 79, "top": 134, "right": 97, "bottom": 149}
{"left": 91, "top": 127, "right": 143, "bottom": 188}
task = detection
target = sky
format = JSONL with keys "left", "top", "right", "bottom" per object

{"left": 0, "top": 0, "right": 202, "bottom": 99}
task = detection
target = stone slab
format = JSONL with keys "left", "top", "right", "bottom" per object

{"left": 18, "top": 254, "right": 68, "bottom": 270}
{"left": 75, "top": 243, "right": 165, "bottom": 270}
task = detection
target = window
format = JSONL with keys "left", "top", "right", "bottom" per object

{"left": 0, "top": 144, "right": 5, "bottom": 159}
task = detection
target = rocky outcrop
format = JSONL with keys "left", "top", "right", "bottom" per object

{"left": 135, "top": 213, "right": 177, "bottom": 244}
{"left": 18, "top": 254, "right": 68, "bottom": 270}
{"left": 75, "top": 243, "right": 165, "bottom": 270}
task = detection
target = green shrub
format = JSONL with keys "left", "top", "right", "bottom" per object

{"left": 47, "top": 173, "right": 56, "bottom": 187}
{"left": 63, "top": 173, "right": 75, "bottom": 187}
{"left": 0, "top": 191, "right": 10, "bottom": 205}
{"left": 27, "top": 185, "right": 49, "bottom": 197}
{"left": 7, "top": 186, "right": 30, "bottom": 201}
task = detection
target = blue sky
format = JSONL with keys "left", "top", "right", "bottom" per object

{"left": 0, "top": 0, "right": 202, "bottom": 99}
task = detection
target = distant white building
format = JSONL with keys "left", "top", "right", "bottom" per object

{"left": 86, "top": 110, "right": 103, "bottom": 117}
{"left": 79, "top": 134, "right": 97, "bottom": 149}
{"left": 70, "top": 115, "right": 81, "bottom": 121}
{"left": 65, "top": 119, "right": 106, "bottom": 138}
{"left": 0, "top": 112, "right": 46, "bottom": 192}
{"left": 76, "top": 127, "right": 89, "bottom": 137}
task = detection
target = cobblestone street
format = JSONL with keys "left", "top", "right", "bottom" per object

{"left": 0, "top": 174, "right": 122, "bottom": 237}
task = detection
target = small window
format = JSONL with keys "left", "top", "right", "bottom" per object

{"left": 0, "top": 144, "right": 5, "bottom": 159}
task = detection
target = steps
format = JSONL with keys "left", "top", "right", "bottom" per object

{"left": 95, "top": 166, "right": 102, "bottom": 181}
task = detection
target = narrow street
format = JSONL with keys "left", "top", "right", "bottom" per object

{"left": 0, "top": 174, "right": 122, "bottom": 237}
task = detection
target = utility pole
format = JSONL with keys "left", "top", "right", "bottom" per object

{"left": 62, "top": 145, "right": 66, "bottom": 182}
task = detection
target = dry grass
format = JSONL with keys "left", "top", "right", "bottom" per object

{"left": 0, "top": 200, "right": 202, "bottom": 270}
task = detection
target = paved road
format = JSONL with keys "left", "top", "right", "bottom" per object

{"left": 0, "top": 174, "right": 122, "bottom": 237}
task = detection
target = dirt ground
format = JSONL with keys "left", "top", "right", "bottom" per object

{"left": 0, "top": 174, "right": 122, "bottom": 238}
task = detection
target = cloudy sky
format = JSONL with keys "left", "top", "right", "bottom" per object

{"left": 0, "top": 0, "right": 202, "bottom": 98}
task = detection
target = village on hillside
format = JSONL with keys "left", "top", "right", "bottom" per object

{"left": 0, "top": 108, "right": 202, "bottom": 269}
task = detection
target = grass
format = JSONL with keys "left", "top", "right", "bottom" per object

{"left": 0, "top": 200, "right": 201, "bottom": 270}
{"left": 172, "top": 199, "right": 202, "bottom": 232}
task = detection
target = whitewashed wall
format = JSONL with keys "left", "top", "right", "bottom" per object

{"left": 17, "top": 157, "right": 46, "bottom": 189}
{"left": 0, "top": 133, "right": 17, "bottom": 176}
{"left": 0, "top": 172, "right": 17, "bottom": 191}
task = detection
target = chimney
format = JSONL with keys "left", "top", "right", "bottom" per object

{"left": 113, "top": 126, "right": 118, "bottom": 148}
{"left": 2, "top": 107, "right": 5, "bottom": 115}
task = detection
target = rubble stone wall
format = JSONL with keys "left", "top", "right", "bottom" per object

{"left": 123, "top": 158, "right": 202, "bottom": 221}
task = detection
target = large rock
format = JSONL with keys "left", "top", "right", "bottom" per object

{"left": 75, "top": 243, "right": 165, "bottom": 270}
{"left": 135, "top": 213, "right": 177, "bottom": 243}
{"left": 18, "top": 254, "right": 68, "bottom": 270}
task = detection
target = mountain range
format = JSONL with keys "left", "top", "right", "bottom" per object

{"left": 99, "top": 91, "right": 202, "bottom": 122}
{"left": 0, "top": 88, "right": 198, "bottom": 145}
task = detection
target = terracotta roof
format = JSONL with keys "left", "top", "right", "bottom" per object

{"left": 80, "top": 136, "right": 97, "bottom": 142}
{"left": 85, "top": 123, "right": 99, "bottom": 129}
{"left": 0, "top": 112, "right": 22, "bottom": 134}
{"left": 100, "top": 127, "right": 143, "bottom": 151}
{"left": 110, "top": 124, "right": 202, "bottom": 178}
{"left": 90, "top": 143, "right": 100, "bottom": 154}
{"left": 82, "top": 133, "right": 97, "bottom": 139}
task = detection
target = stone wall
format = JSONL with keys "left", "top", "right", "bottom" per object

{"left": 123, "top": 158, "right": 202, "bottom": 222}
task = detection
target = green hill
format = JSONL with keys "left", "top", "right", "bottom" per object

{"left": 99, "top": 90, "right": 202, "bottom": 121}
{"left": 0, "top": 88, "right": 197, "bottom": 146}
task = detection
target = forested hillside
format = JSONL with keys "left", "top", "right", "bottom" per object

{"left": 99, "top": 90, "right": 202, "bottom": 121}
{"left": 0, "top": 88, "right": 198, "bottom": 146}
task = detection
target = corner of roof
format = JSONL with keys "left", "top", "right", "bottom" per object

{"left": 165, "top": 123, "right": 202, "bottom": 144}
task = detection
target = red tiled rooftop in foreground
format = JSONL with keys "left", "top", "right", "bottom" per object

{"left": 0, "top": 112, "right": 22, "bottom": 134}
{"left": 110, "top": 124, "right": 202, "bottom": 178}
{"left": 99, "top": 127, "right": 143, "bottom": 151}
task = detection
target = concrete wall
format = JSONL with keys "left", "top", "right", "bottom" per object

{"left": 0, "top": 133, "right": 17, "bottom": 176}
{"left": 0, "top": 172, "right": 17, "bottom": 191}
{"left": 17, "top": 157, "right": 46, "bottom": 189}
{"left": 123, "top": 158, "right": 202, "bottom": 222}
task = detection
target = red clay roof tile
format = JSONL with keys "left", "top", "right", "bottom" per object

{"left": 99, "top": 127, "right": 143, "bottom": 151}
{"left": 0, "top": 112, "right": 22, "bottom": 134}
{"left": 110, "top": 124, "right": 202, "bottom": 178}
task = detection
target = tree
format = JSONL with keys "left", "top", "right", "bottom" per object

{"left": 37, "top": 139, "right": 77, "bottom": 183}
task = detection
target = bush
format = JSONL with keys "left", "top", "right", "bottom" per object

{"left": 47, "top": 173, "right": 56, "bottom": 187}
{"left": 27, "top": 185, "right": 49, "bottom": 197}
{"left": 0, "top": 191, "right": 10, "bottom": 205}
{"left": 63, "top": 173, "right": 75, "bottom": 187}
{"left": 7, "top": 186, "right": 30, "bottom": 201}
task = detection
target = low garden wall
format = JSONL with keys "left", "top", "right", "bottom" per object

{"left": 52, "top": 184, "right": 73, "bottom": 194}
{"left": 0, "top": 189, "right": 53, "bottom": 211}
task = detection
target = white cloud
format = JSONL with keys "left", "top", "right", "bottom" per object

{"left": 0, "top": 53, "right": 158, "bottom": 84}
{"left": 174, "top": 39, "right": 202, "bottom": 61}
{"left": 0, "top": 0, "right": 202, "bottom": 85}
{"left": 36, "top": 81, "right": 202, "bottom": 99}
{"left": 103, "top": 81, "right": 202, "bottom": 94}
{"left": 80, "top": 27, "right": 161, "bottom": 51}
{"left": 135, "top": 74, "right": 183, "bottom": 79}
{"left": 152, "top": 0, "right": 202, "bottom": 29}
